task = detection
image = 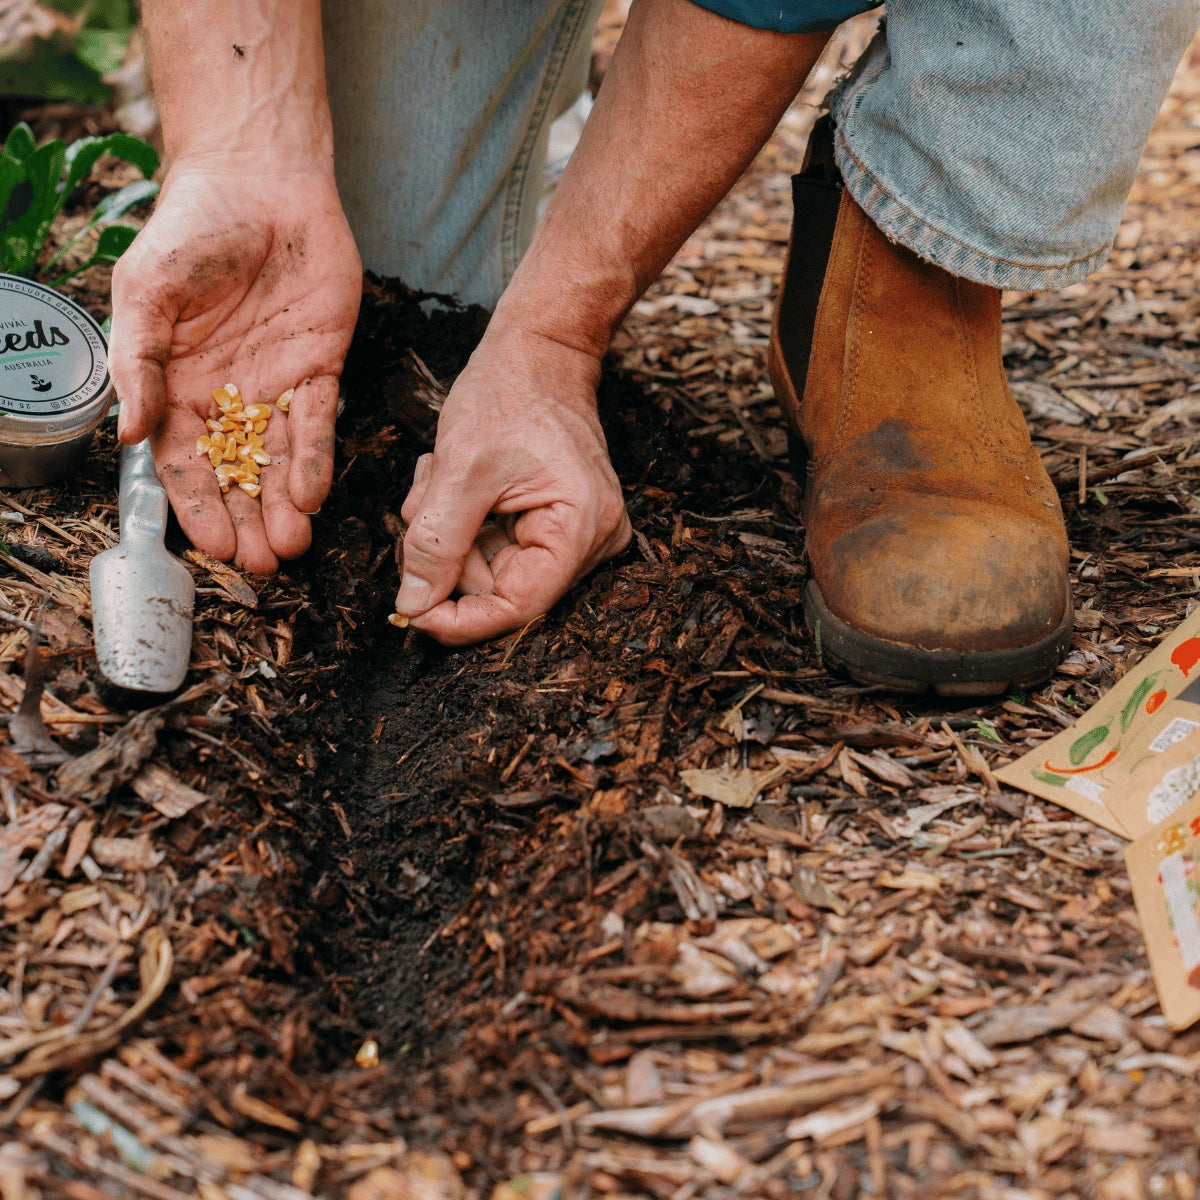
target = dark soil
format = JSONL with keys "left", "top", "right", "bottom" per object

{"left": 170, "top": 273, "right": 819, "bottom": 1175}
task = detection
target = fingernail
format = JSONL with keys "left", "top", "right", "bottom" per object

{"left": 298, "top": 506, "right": 321, "bottom": 516}
{"left": 397, "top": 572, "right": 433, "bottom": 615}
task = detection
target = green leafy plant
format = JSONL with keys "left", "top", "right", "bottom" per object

{"left": 0, "top": 121, "right": 157, "bottom": 284}
{"left": 0, "top": 1, "right": 137, "bottom": 105}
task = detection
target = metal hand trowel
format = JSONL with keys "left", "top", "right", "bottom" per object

{"left": 91, "top": 439, "right": 194, "bottom": 693}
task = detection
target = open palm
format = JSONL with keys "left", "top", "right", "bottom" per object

{"left": 109, "top": 164, "right": 361, "bottom": 573}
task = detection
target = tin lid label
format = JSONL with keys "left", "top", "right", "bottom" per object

{"left": 0, "top": 277, "right": 108, "bottom": 418}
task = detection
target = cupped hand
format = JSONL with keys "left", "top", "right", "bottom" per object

{"left": 109, "top": 157, "right": 362, "bottom": 574}
{"left": 396, "top": 326, "right": 632, "bottom": 645}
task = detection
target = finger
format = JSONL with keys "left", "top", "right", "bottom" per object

{"left": 109, "top": 265, "right": 177, "bottom": 443}
{"left": 285, "top": 375, "right": 339, "bottom": 515}
{"left": 456, "top": 522, "right": 512, "bottom": 595}
{"left": 456, "top": 545, "right": 495, "bottom": 596}
{"left": 225, "top": 485, "right": 279, "bottom": 576}
{"left": 395, "top": 453, "right": 496, "bottom": 618}
{"left": 399, "top": 453, "right": 434, "bottom": 526}
{"left": 410, "top": 537, "right": 574, "bottom": 645}
{"left": 151, "top": 420, "right": 237, "bottom": 562}
{"left": 259, "top": 406, "right": 312, "bottom": 560}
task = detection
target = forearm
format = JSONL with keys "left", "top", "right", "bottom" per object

{"left": 142, "top": 0, "right": 332, "bottom": 168}
{"left": 493, "top": 0, "right": 830, "bottom": 356}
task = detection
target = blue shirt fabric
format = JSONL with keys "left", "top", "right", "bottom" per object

{"left": 690, "top": 0, "right": 878, "bottom": 32}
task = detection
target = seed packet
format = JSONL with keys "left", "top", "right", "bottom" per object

{"left": 1125, "top": 791, "right": 1200, "bottom": 1030}
{"left": 996, "top": 606, "right": 1200, "bottom": 840}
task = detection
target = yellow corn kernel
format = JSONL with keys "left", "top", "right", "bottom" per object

{"left": 206, "top": 418, "right": 224, "bottom": 433}
{"left": 221, "top": 441, "right": 237, "bottom": 462}
{"left": 251, "top": 450, "right": 271, "bottom": 466}
{"left": 243, "top": 403, "right": 270, "bottom": 421}
{"left": 276, "top": 388, "right": 294, "bottom": 412}
{"left": 208, "top": 448, "right": 223, "bottom": 469}
{"left": 388, "top": 613, "right": 409, "bottom": 629}
{"left": 223, "top": 382, "right": 240, "bottom": 398}
{"left": 253, "top": 419, "right": 268, "bottom": 434}
{"left": 196, "top": 435, "right": 213, "bottom": 455}
{"left": 239, "top": 481, "right": 262, "bottom": 498}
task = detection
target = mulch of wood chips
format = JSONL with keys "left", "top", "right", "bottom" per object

{"left": 3, "top": 16, "right": 1200, "bottom": 1200}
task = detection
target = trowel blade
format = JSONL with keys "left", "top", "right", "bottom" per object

{"left": 90, "top": 545, "right": 195, "bottom": 693}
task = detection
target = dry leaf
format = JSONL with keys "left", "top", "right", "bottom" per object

{"left": 679, "top": 763, "right": 789, "bottom": 809}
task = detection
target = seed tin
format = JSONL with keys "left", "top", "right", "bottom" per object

{"left": 0, "top": 274, "right": 112, "bottom": 488}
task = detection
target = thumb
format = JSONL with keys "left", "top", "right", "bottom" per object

{"left": 396, "top": 453, "right": 494, "bottom": 618}
{"left": 109, "top": 257, "right": 176, "bottom": 444}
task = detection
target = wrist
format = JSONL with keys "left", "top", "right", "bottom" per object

{"left": 492, "top": 238, "right": 637, "bottom": 362}
{"left": 472, "top": 317, "right": 605, "bottom": 408}
{"left": 163, "top": 146, "right": 337, "bottom": 183}
{"left": 144, "top": 0, "right": 333, "bottom": 168}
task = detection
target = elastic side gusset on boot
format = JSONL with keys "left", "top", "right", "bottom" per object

{"left": 768, "top": 166, "right": 1073, "bottom": 697}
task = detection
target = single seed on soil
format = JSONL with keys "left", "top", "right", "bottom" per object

{"left": 355, "top": 1039, "right": 379, "bottom": 1068}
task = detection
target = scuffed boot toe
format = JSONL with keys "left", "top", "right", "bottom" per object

{"left": 808, "top": 504, "right": 1072, "bottom": 696}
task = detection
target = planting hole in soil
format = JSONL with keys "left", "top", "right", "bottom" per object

{"left": 133, "top": 275, "right": 823, "bottom": 1178}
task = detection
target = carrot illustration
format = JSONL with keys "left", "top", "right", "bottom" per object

{"left": 1043, "top": 748, "right": 1119, "bottom": 775}
{"left": 1171, "top": 636, "right": 1200, "bottom": 678}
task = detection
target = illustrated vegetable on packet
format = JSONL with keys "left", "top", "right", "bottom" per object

{"left": 1030, "top": 634, "right": 1200, "bottom": 791}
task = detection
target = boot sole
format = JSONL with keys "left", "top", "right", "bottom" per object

{"left": 803, "top": 577, "right": 1073, "bottom": 698}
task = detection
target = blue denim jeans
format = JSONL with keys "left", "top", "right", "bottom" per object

{"left": 323, "top": 0, "right": 1198, "bottom": 304}
{"left": 830, "top": 0, "right": 1200, "bottom": 290}
{"left": 322, "top": 0, "right": 603, "bottom": 308}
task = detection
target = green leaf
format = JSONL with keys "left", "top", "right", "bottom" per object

{"left": 45, "top": 178, "right": 158, "bottom": 270}
{"left": 0, "top": 155, "right": 27, "bottom": 232}
{"left": 2, "top": 138, "right": 66, "bottom": 274}
{"left": 0, "top": 45, "right": 111, "bottom": 106}
{"left": 1032, "top": 766, "right": 1067, "bottom": 787}
{"left": 1068, "top": 723, "right": 1110, "bottom": 767}
{"left": 973, "top": 719, "right": 1004, "bottom": 744}
{"left": 1121, "top": 675, "right": 1159, "bottom": 732}
{"left": 81, "top": 0, "right": 138, "bottom": 28}
{"left": 4, "top": 123, "right": 35, "bottom": 165}
{"left": 48, "top": 222, "right": 138, "bottom": 284}
{"left": 72, "top": 27, "right": 132, "bottom": 76}
{"left": 61, "top": 133, "right": 158, "bottom": 206}
{"left": 89, "top": 178, "right": 159, "bottom": 226}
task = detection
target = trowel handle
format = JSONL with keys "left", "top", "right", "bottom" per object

{"left": 118, "top": 439, "right": 169, "bottom": 544}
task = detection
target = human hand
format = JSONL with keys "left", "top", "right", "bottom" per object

{"left": 395, "top": 325, "right": 632, "bottom": 645}
{"left": 109, "top": 157, "right": 362, "bottom": 574}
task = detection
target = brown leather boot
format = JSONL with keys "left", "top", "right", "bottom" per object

{"left": 769, "top": 151, "right": 1072, "bottom": 697}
